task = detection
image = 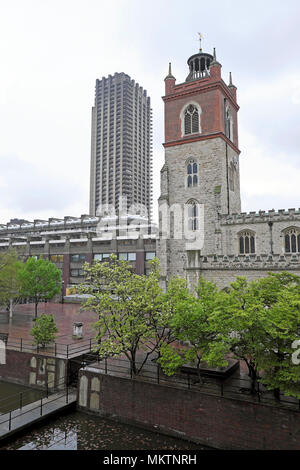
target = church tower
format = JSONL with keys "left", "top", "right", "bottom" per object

{"left": 157, "top": 45, "right": 241, "bottom": 288}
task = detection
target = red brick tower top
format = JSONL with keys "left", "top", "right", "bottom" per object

{"left": 163, "top": 47, "right": 239, "bottom": 153}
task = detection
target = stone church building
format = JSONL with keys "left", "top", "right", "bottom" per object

{"left": 1, "top": 45, "right": 300, "bottom": 295}
{"left": 157, "top": 47, "right": 300, "bottom": 290}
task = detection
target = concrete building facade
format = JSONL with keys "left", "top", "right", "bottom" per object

{"left": 89, "top": 73, "right": 153, "bottom": 220}
{"left": 0, "top": 216, "right": 157, "bottom": 296}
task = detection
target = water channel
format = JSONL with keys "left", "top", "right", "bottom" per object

{"left": 0, "top": 381, "right": 209, "bottom": 451}
{"left": 0, "top": 380, "right": 46, "bottom": 413}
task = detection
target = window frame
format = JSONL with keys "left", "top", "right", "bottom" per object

{"left": 186, "top": 158, "right": 198, "bottom": 189}
{"left": 238, "top": 230, "right": 256, "bottom": 255}
{"left": 180, "top": 102, "right": 202, "bottom": 137}
{"left": 283, "top": 227, "right": 300, "bottom": 253}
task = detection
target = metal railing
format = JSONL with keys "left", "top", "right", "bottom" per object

{"left": 0, "top": 386, "right": 45, "bottom": 414}
{"left": 0, "top": 377, "right": 76, "bottom": 435}
{"left": 6, "top": 337, "right": 98, "bottom": 358}
{"left": 91, "top": 355, "right": 300, "bottom": 413}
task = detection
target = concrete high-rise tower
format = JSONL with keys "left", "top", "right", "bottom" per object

{"left": 89, "top": 73, "right": 153, "bottom": 221}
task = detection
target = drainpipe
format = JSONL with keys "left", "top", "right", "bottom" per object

{"left": 226, "top": 142, "right": 230, "bottom": 214}
{"left": 224, "top": 98, "right": 230, "bottom": 214}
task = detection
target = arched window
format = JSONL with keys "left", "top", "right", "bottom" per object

{"left": 284, "top": 228, "right": 300, "bottom": 253}
{"left": 187, "top": 200, "right": 199, "bottom": 231}
{"left": 184, "top": 105, "right": 199, "bottom": 135}
{"left": 186, "top": 159, "right": 198, "bottom": 188}
{"left": 239, "top": 230, "right": 255, "bottom": 254}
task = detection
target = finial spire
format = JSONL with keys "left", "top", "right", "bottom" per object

{"left": 164, "top": 61, "right": 176, "bottom": 81}
{"left": 228, "top": 71, "right": 237, "bottom": 93}
{"left": 198, "top": 32, "right": 203, "bottom": 52}
{"left": 210, "top": 47, "right": 221, "bottom": 68}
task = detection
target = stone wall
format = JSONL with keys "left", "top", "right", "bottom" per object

{"left": 157, "top": 137, "right": 241, "bottom": 286}
{"left": 185, "top": 253, "right": 300, "bottom": 289}
{"left": 77, "top": 368, "right": 300, "bottom": 450}
{"left": 220, "top": 209, "right": 300, "bottom": 256}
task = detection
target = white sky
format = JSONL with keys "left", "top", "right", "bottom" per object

{"left": 0, "top": 0, "right": 299, "bottom": 225}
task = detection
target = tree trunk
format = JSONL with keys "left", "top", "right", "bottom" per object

{"left": 197, "top": 357, "right": 204, "bottom": 384}
{"left": 131, "top": 358, "right": 137, "bottom": 376}
{"left": 250, "top": 370, "right": 257, "bottom": 395}
{"left": 273, "top": 387, "right": 281, "bottom": 400}
{"left": 35, "top": 302, "right": 38, "bottom": 318}
{"left": 9, "top": 298, "right": 13, "bottom": 319}
{"left": 246, "top": 361, "right": 258, "bottom": 395}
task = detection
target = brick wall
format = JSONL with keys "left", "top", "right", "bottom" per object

{"left": 0, "top": 350, "right": 67, "bottom": 390}
{"left": 78, "top": 369, "right": 300, "bottom": 450}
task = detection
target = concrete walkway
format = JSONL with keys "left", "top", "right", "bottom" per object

{"left": 0, "top": 389, "right": 77, "bottom": 441}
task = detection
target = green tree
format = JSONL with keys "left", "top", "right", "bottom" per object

{"left": 0, "top": 249, "right": 23, "bottom": 316}
{"left": 159, "top": 278, "right": 228, "bottom": 383}
{"left": 144, "top": 276, "right": 189, "bottom": 364}
{"left": 18, "top": 257, "right": 62, "bottom": 318}
{"left": 211, "top": 272, "right": 300, "bottom": 398}
{"left": 209, "top": 276, "right": 266, "bottom": 394}
{"left": 79, "top": 255, "right": 165, "bottom": 375}
{"left": 30, "top": 313, "right": 58, "bottom": 348}
{"left": 251, "top": 272, "right": 300, "bottom": 399}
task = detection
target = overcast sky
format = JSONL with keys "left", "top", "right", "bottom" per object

{"left": 0, "top": 0, "right": 299, "bottom": 225}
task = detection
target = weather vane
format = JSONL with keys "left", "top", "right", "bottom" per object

{"left": 198, "top": 32, "right": 203, "bottom": 52}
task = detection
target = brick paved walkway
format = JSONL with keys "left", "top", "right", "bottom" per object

{"left": 0, "top": 302, "right": 98, "bottom": 344}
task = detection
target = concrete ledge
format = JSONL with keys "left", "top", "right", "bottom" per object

{"left": 0, "top": 390, "right": 77, "bottom": 443}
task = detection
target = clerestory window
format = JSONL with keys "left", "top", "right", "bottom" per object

{"left": 284, "top": 228, "right": 300, "bottom": 253}
{"left": 239, "top": 231, "right": 255, "bottom": 254}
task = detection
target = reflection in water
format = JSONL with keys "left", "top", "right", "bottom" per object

{"left": 1, "top": 411, "right": 209, "bottom": 450}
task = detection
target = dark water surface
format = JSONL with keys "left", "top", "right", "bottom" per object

{"left": 0, "top": 381, "right": 45, "bottom": 413}
{"left": 0, "top": 410, "right": 209, "bottom": 450}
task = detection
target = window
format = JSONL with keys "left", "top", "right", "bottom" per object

{"left": 187, "top": 159, "right": 198, "bottom": 187}
{"left": 94, "top": 253, "right": 111, "bottom": 261}
{"left": 71, "top": 254, "right": 86, "bottom": 263}
{"left": 187, "top": 201, "right": 198, "bottom": 231}
{"left": 184, "top": 105, "right": 199, "bottom": 135}
{"left": 284, "top": 228, "right": 300, "bottom": 253}
{"left": 239, "top": 231, "right": 255, "bottom": 254}
{"left": 145, "top": 252, "right": 156, "bottom": 261}
{"left": 50, "top": 255, "right": 64, "bottom": 263}
{"left": 118, "top": 252, "right": 136, "bottom": 261}
{"left": 128, "top": 252, "right": 136, "bottom": 261}
{"left": 70, "top": 269, "right": 85, "bottom": 277}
